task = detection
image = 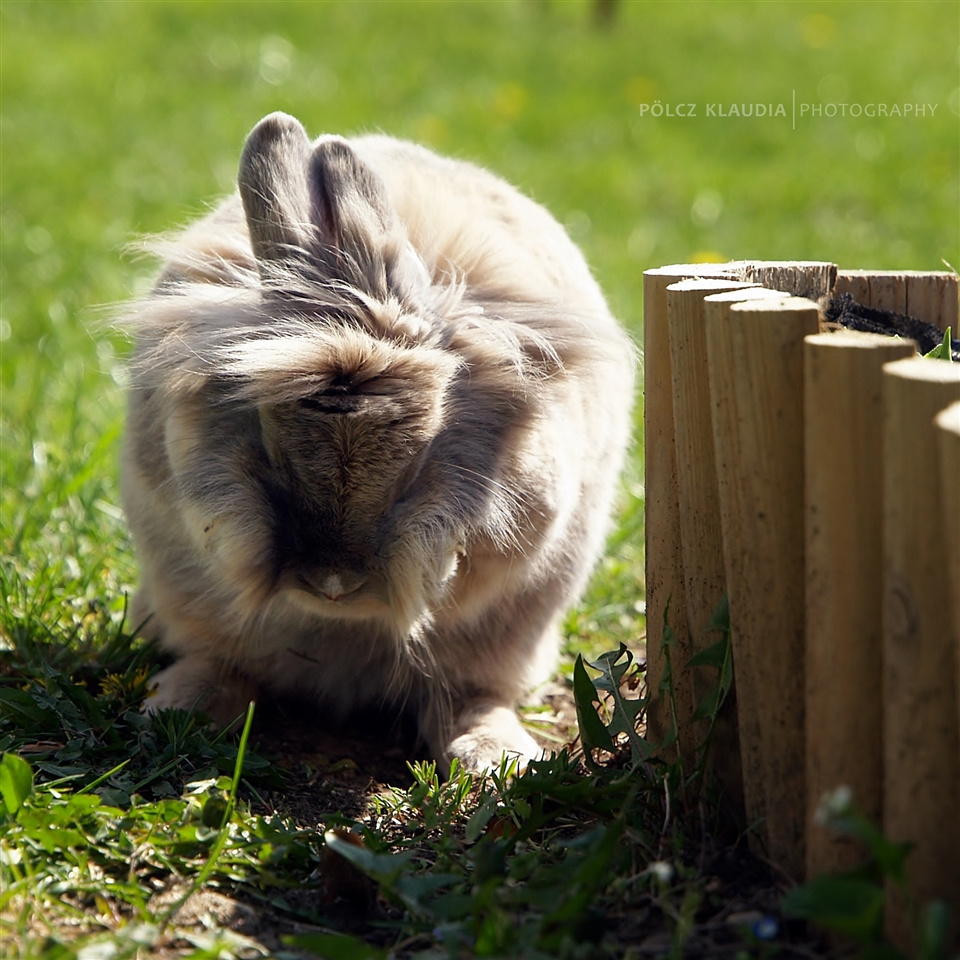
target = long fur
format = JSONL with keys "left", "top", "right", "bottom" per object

{"left": 121, "top": 112, "right": 635, "bottom": 770}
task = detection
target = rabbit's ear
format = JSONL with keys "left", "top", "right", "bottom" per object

{"left": 308, "top": 137, "right": 416, "bottom": 298}
{"left": 239, "top": 115, "right": 425, "bottom": 301}
{"left": 308, "top": 136, "right": 394, "bottom": 251}
{"left": 238, "top": 112, "right": 314, "bottom": 265}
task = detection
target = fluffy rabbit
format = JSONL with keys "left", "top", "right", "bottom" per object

{"left": 121, "top": 112, "right": 634, "bottom": 772}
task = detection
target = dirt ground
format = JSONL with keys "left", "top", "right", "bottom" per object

{"left": 247, "top": 677, "right": 583, "bottom": 826}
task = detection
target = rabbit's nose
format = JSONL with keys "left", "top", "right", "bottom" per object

{"left": 312, "top": 569, "right": 367, "bottom": 602}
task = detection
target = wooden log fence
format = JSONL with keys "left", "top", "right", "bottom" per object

{"left": 642, "top": 261, "right": 960, "bottom": 951}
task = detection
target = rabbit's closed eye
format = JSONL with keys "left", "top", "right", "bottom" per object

{"left": 297, "top": 393, "right": 362, "bottom": 414}
{"left": 123, "top": 112, "right": 635, "bottom": 773}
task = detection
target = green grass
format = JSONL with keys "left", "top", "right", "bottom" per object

{"left": 2, "top": 1, "right": 958, "bottom": 957}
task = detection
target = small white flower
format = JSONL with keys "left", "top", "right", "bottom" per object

{"left": 649, "top": 860, "right": 674, "bottom": 884}
{"left": 814, "top": 785, "right": 854, "bottom": 825}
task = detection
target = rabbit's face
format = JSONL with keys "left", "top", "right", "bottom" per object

{"left": 247, "top": 328, "right": 463, "bottom": 629}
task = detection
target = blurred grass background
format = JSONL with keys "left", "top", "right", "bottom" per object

{"left": 2, "top": 0, "right": 958, "bottom": 654}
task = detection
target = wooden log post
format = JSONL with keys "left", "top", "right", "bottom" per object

{"left": 803, "top": 331, "right": 916, "bottom": 880}
{"left": 666, "top": 278, "right": 762, "bottom": 820}
{"left": 643, "top": 264, "right": 739, "bottom": 751}
{"left": 882, "top": 357, "right": 960, "bottom": 950}
{"left": 705, "top": 293, "right": 820, "bottom": 880}
{"left": 935, "top": 401, "right": 960, "bottom": 726}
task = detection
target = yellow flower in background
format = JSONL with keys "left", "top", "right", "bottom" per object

{"left": 801, "top": 13, "right": 836, "bottom": 50}
{"left": 414, "top": 114, "right": 449, "bottom": 148}
{"left": 493, "top": 82, "right": 530, "bottom": 121}
{"left": 623, "top": 75, "right": 659, "bottom": 108}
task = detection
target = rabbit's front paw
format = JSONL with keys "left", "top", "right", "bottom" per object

{"left": 144, "top": 655, "right": 257, "bottom": 728}
{"left": 442, "top": 702, "right": 543, "bottom": 774}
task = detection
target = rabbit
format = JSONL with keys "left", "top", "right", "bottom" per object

{"left": 121, "top": 112, "right": 635, "bottom": 772}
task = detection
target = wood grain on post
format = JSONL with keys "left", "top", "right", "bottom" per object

{"left": 666, "top": 278, "right": 758, "bottom": 819}
{"left": 705, "top": 294, "right": 820, "bottom": 880}
{"left": 642, "top": 264, "right": 736, "bottom": 751}
{"left": 731, "top": 260, "right": 838, "bottom": 301}
{"left": 833, "top": 270, "right": 871, "bottom": 307}
{"left": 906, "top": 272, "right": 958, "bottom": 333}
{"left": 857, "top": 270, "right": 906, "bottom": 314}
{"left": 803, "top": 331, "right": 916, "bottom": 881}
{"left": 882, "top": 357, "right": 960, "bottom": 951}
